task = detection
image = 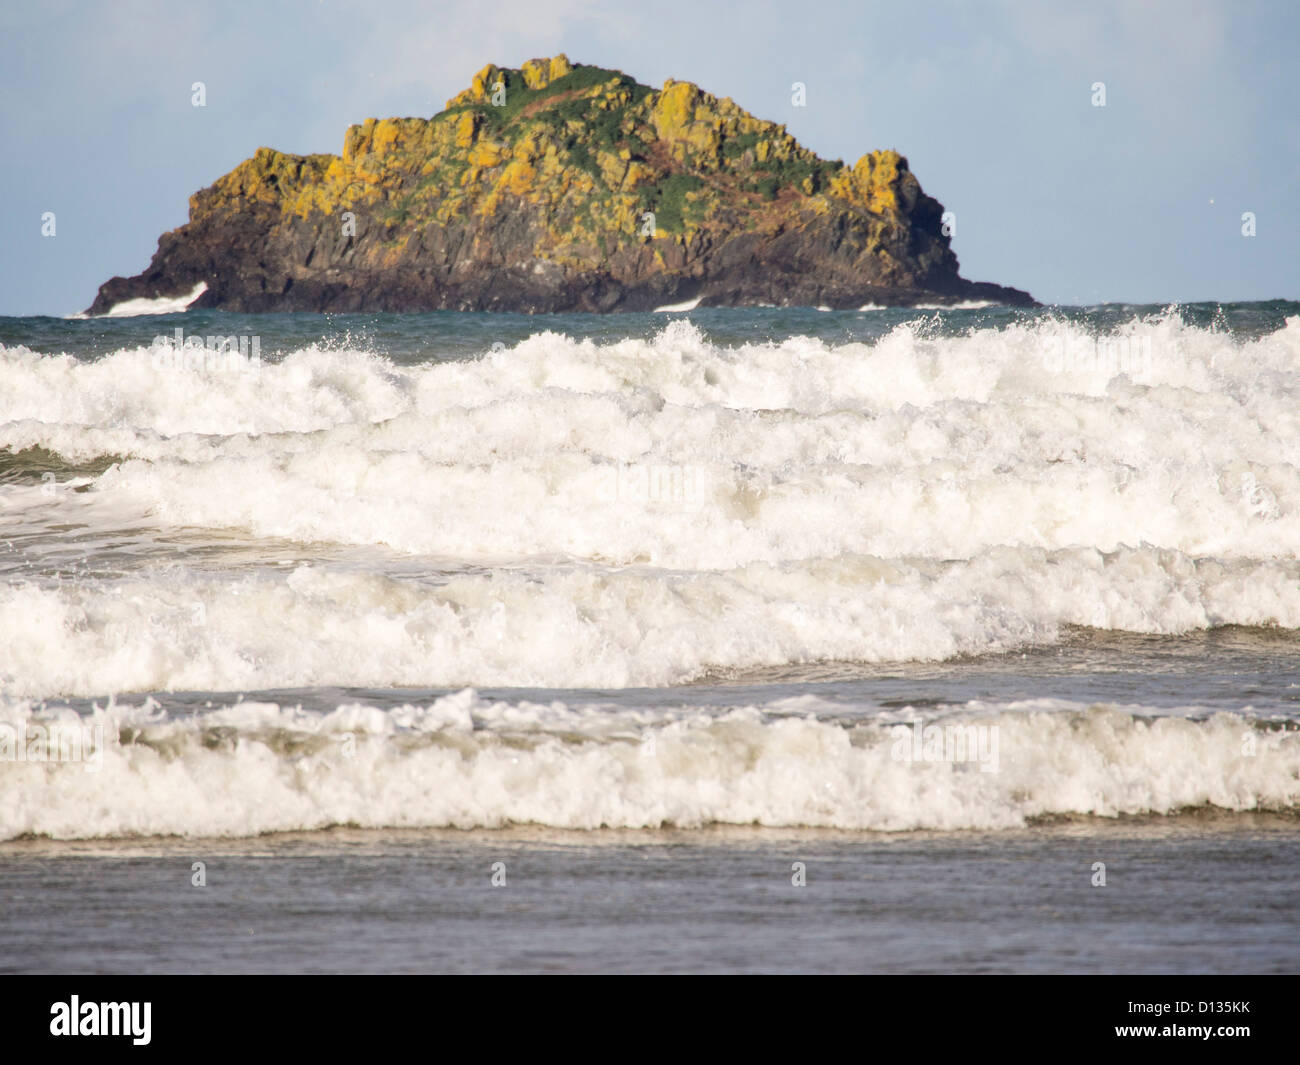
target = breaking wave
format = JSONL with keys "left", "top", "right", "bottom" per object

{"left": 1, "top": 691, "right": 1296, "bottom": 839}
{"left": 2, "top": 313, "right": 1299, "bottom": 694}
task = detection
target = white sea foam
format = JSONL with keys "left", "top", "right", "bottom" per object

{"left": 2, "top": 314, "right": 1299, "bottom": 694}
{"left": 912, "top": 299, "right": 996, "bottom": 310}
{"left": 99, "top": 282, "right": 208, "bottom": 318}
{"left": 858, "top": 300, "right": 996, "bottom": 312}
{"left": 1, "top": 546, "right": 1299, "bottom": 695}
{"left": 0, "top": 692, "right": 1294, "bottom": 839}
{"left": 653, "top": 297, "right": 700, "bottom": 312}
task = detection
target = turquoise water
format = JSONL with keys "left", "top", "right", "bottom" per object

{"left": 5, "top": 300, "right": 1297, "bottom": 363}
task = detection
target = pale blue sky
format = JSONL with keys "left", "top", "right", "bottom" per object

{"left": 1, "top": 0, "right": 1296, "bottom": 315}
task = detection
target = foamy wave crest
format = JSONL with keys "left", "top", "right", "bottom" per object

{"left": 4, "top": 314, "right": 1299, "bottom": 566}
{"left": 1, "top": 548, "right": 1299, "bottom": 694}
{"left": 3, "top": 313, "right": 1300, "bottom": 693}
{"left": 0, "top": 693, "right": 1294, "bottom": 839}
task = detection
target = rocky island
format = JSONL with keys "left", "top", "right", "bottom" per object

{"left": 88, "top": 56, "right": 1035, "bottom": 314}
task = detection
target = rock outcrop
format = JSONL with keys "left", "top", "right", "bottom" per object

{"left": 88, "top": 56, "right": 1035, "bottom": 314}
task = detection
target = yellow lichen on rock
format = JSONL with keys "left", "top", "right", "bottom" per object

{"left": 502, "top": 156, "right": 538, "bottom": 195}
{"left": 521, "top": 54, "right": 572, "bottom": 90}
{"left": 649, "top": 82, "right": 732, "bottom": 167}
{"left": 468, "top": 140, "right": 506, "bottom": 168}
{"left": 650, "top": 81, "right": 698, "bottom": 138}
{"left": 370, "top": 118, "right": 402, "bottom": 156}
{"left": 453, "top": 111, "right": 478, "bottom": 148}
{"left": 829, "top": 150, "right": 910, "bottom": 215}
{"left": 444, "top": 63, "right": 502, "bottom": 109}
{"left": 345, "top": 119, "right": 379, "bottom": 164}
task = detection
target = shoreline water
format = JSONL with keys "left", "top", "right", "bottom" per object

{"left": 3, "top": 816, "right": 1296, "bottom": 974}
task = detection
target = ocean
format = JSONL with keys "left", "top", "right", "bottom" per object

{"left": 2, "top": 300, "right": 1298, "bottom": 973}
